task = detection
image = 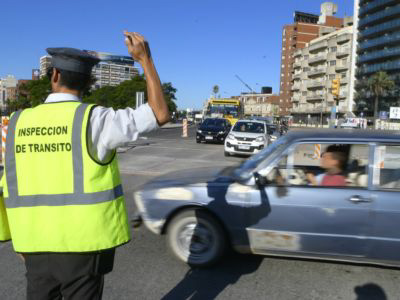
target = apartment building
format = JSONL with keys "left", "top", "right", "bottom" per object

{"left": 240, "top": 93, "right": 280, "bottom": 117}
{"left": 0, "top": 75, "right": 18, "bottom": 109}
{"left": 355, "top": 0, "right": 400, "bottom": 114}
{"left": 279, "top": 2, "right": 344, "bottom": 116}
{"left": 40, "top": 52, "right": 139, "bottom": 89}
{"left": 291, "top": 26, "right": 354, "bottom": 123}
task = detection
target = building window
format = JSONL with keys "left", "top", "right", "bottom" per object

{"left": 329, "top": 74, "right": 336, "bottom": 80}
{"left": 330, "top": 47, "right": 337, "bottom": 52}
{"left": 330, "top": 60, "right": 336, "bottom": 66}
{"left": 304, "top": 55, "right": 309, "bottom": 60}
{"left": 341, "top": 73, "right": 347, "bottom": 78}
{"left": 302, "top": 91, "right": 307, "bottom": 96}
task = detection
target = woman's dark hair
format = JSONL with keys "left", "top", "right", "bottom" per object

{"left": 46, "top": 67, "right": 92, "bottom": 92}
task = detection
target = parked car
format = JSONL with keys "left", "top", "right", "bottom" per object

{"left": 196, "top": 118, "right": 231, "bottom": 144}
{"left": 224, "top": 120, "right": 268, "bottom": 156}
{"left": 135, "top": 129, "right": 400, "bottom": 267}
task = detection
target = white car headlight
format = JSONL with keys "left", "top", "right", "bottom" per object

{"left": 197, "top": 129, "right": 202, "bottom": 133}
{"left": 227, "top": 134, "right": 235, "bottom": 140}
{"left": 218, "top": 131, "right": 225, "bottom": 134}
{"left": 255, "top": 136, "right": 265, "bottom": 142}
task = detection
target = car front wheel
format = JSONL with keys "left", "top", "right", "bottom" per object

{"left": 167, "top": 209, "right": 227, "bottom": 267}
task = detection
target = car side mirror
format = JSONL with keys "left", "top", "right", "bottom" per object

{"left": 254, "top": 172, "right": 267, "bottom": 188}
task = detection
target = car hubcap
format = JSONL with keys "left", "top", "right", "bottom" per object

{"left": 178, "top": 223, "right": 214, "bottom": 256}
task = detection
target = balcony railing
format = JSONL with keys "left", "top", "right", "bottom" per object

{"left": 358, "top": 59, "right": 400, "bottom": 74}
{"left": 294, "top": 49, "right": 302, "bottom": 57}
{"left": 307, "top": 80, "right": 325, "bottom": 89}
{"left": 309, "top": 54, "right": 327, "bottom": 64}
{"left": 336, "top": 64, "right": 349, "bottom": 71}
{"left": 359, "top": 0, "right": 398, "bottom": 16}
{"left": 292, "top": 96, "right": 301, "bottom": 102}
{"left": 293, "top": 61, "right": 302, "bottom": 68}
{"left": 359, "top": 32, "right": 400, "bottom": 50}
{"left": 359, "top": 4, "right": 400, "bottom": 28}
{"left": 308, "top": 67, "right": 327, "bottom": 76}
{"left": 360, "top": 18, "right": 400, "bottom": 39}
{"left": 358, "top": 46, "right": 400, "bottom": 63}
{"left": 292, "top": 84, "right": 301, "bottom": 91}
{"left": 293, "top": 73, "right": 302, "bottom": 80}
{"left": 307, "top": 93, "right": 325, "bottom": 101}
{"left": 337, "top": 34, "right": 351, "bottom": 44}
{"left": 336, "top": 48, "right": 350, "bottom": 58}
{"left": 309, "top": 41, "right": 328, "bottom": 52}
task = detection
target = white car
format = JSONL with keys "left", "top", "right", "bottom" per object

{"left": 224, "top": 120, "right": 269, "bottom": 156}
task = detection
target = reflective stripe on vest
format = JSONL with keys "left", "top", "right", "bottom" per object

{"left": 5, "top": 104, "right": 123, "bottom": 208}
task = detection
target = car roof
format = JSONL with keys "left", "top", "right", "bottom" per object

{"left": 285, "top": 128, "right": 400, "bottom": 143}
{"left": 203, "top": 117, "right": 226, "bottom": 121}
{"left": 236, "top": 119, "right": 265, "bottom": 124}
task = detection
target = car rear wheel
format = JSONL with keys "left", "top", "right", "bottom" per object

{"left": 196, "top": 139, "right": 201, "bottom": 143}
{"left": 167, "top": 209, "right": 227, "bottom": 267}
{"left": 224, "top": 151, "right": 230, "bottom": 157}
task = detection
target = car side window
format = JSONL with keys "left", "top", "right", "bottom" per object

{"left": 374, "top": 145, "right": 400, "bottom": 191}
{"left": 264, "top": 143, "right": 369, "bottom": 188}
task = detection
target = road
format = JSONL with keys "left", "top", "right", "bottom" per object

{"left": 0, "top": 126, "right": 399, "bottom": 300}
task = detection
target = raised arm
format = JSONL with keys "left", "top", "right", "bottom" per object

{"left": 124, "top": 31, "right": 170, "bottom": 126}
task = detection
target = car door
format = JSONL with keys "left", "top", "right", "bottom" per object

{"left": 246, "top": 141, "right": 373, "bottom": 259}
{"left": 367, "top": 143, "right": 400, "bottom": 264}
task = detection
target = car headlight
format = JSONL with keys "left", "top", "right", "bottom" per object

{"left": 197, "top": 129, "right": 202, "bottom": 133}
{"left": 218, "top": 131, "right": 225, "bottom": 134}
{"left": 227, "top": 134, "right": 235, "bottom": 140}
{"left": 255, "top": 136, "right": 265, "bottom": 142}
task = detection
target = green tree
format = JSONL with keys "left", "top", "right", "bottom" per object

{"left": 367, "top": 71, "right": 395, "bottom": 122}
{"left": 162, "top": 82, "right": 177, "bottom": 112}
{"left": 212, "top": 85, "right": 219, "bottom": 98}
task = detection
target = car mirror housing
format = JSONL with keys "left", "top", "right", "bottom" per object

{"left": 254, "top": 172, "right": 267, "bottom": 187}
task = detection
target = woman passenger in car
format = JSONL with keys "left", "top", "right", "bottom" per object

{"left": 306, "top": 147, "right": 347, "bottom": 187}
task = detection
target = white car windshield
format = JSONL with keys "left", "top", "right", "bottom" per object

{"left": 233, "top": 122, "right": 264, "bottom": 133}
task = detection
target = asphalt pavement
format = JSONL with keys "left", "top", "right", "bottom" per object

{"left": 1, "top": 126, "right": 399, "bottom": 300}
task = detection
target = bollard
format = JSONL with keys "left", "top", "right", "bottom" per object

{"left": 1, "top": 117, "right": 9, "bottom": 165}
{"left": 313, "top": 144, "right": 321, "bottom": 160}
{"left": 182, "top": 118, "right": 188, "bottom": 138}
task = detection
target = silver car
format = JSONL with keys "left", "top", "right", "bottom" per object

{"left": 224, "top": 120, "right": 269, "bottom": 156}
{"left": 134, "top": 129, "right": 400, "bottom": 267}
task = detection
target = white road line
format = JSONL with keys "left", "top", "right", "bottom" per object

{"left": 130, "top": 145, "right": 220, "bottom": 152}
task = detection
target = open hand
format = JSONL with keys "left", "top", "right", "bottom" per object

{"left": 124, "top": 31, "right": 151, "bottom": 63}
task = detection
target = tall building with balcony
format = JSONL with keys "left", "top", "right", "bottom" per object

{"left": 40, "top": 52, "right": 139, "bottom": 89}
{"left": 355, "top": 0, "right": 400, "bottom": 115}
{"left": 291, "top": 26, "right": 354, "bottom": 123}
{"left": 0, "top": 75, "right": 18, "bottom": 110}
{"left": 279, "top": 2, "right": 345, "bottom": 116}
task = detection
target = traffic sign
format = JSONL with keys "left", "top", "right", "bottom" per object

{"left": 390, "top": 107, "right": 400, "bottom": 119}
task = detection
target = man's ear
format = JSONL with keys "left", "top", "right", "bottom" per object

{"left": 52, "top": 68, "right": 60, "bottom": 84}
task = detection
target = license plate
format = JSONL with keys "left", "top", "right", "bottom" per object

{"left": 205, "top": 136, "right": 213, "bottom": 140}
{"left": 238, "top": 145, "right": 250, "bottom": 150}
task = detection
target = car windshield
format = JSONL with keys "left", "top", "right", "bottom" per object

{"left": 233, "top": 135, "right": 289, "bottom": 180}
{"left": 233, "top": 122, "right": 264, "bottom": 133}
{"left": 202, "top": 119, "right": 226, "bottom": 127}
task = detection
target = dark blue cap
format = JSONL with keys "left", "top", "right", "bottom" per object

{"left": 46, "top": 47, "right": 100, "bottom": 74}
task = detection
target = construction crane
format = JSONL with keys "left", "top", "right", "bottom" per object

{"left": 235, "top": 75, "right": 256, "bottom": 94}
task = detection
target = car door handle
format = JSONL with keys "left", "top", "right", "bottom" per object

{"left": 348, "top": 195, "right": 372, "bottom": 203}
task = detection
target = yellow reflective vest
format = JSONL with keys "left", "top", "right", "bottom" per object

{"left": 2, "top": 102, "right": 130, "bottom": 252}
{"left": 0, "top": 189, "right": 11, "bottom": 242}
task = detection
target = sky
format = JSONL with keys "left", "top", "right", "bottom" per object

{"left": 0, "top": 0, "right": 354, "bottom": 110}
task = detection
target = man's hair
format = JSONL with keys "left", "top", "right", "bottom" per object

{"left": 324, "top": 149, "right": 347, "bottom": 171}
{"left": 47, "top": 67, "right": 92, "bottom": 92}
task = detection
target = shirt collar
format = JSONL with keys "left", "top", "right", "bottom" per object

{"left": 45, "top": 93, "right": 81, "bottom": 103}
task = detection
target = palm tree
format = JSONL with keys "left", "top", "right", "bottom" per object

{"left": 367, "top": 71, "right": 395, "bottom": 122}
{"left": 212, "top": 85, "right": 219, "bottom": 98}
